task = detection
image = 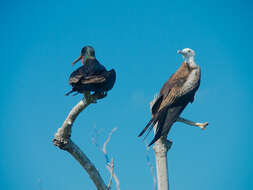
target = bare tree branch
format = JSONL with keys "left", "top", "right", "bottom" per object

{"left": 106, "top": 161, "right": 120, "bottom": 190}
{"left": 53, "top": 93, "right": 105, "bottom": 147}
{"left": 91, "top": 126, "right": 120, "bottom": 190}
{"left": 153, "top": 135, "right": 172, "bottom": 190}
{"left": 64, "top": 139, "right": 107, "bottom": 190}
{"left": 53, "top": 93, "right": 108, "bottom": 190}
{"left": 149, "top": 95, "right": 172, "bottom": 190}
{"left": 145, "top": 142, "right": 157, "bottom": 190}
{"left": 100, "top": 127, "right": 120, "bottom": 190}
{"left": 107, "top": 158, "right": 114, "bottom": 189}
{"left": 149, "top": 94, "right": 208, "bottom": 190}
{"left": 102, "top": 127, "right": 117, "bottom": 163}
{"left": 177, "top": 117, "right": 208, "bottom": 129}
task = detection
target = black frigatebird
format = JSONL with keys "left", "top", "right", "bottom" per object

{"left": 66, "top": 46, "right": 116, "bottom": 98}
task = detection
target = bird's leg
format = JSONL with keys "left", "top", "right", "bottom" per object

{"left": 91, "top": 92, "right": 107, "bottom": 100}
{"left": 176, "top": 117, "right": 208, "bottom": 130}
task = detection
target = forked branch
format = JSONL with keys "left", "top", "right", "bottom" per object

{"left": 53, "top": 93, "right": 107, "bottom": 190}
{"left": 92, "top": 127, "right": 120, "bottom": 190}
{"left": 107, "top": 158, "right": 115, "bottom": 190}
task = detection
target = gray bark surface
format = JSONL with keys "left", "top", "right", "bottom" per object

{"left": 53, "top": 94, "right": 108, "bottom": 190}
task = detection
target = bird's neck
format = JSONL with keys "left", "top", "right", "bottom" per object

{"left": 84, "top": 55, "right": 96, "bottom": 64}
{"left": 184, "top": 57, "right": 197, "bottom": 68}
{"left": 86, "top": 55, "right": 96, "bottom": 59}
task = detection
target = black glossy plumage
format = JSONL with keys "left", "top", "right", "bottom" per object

{"left": 66, "top": 46, "right": 116, "bottom": 96}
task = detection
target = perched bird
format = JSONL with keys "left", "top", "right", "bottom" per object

{"left": 138, "top": 48, "right": 201, "bottom": 146}
{"left": 66, "top": 46, "right": 116, "bottom": 98}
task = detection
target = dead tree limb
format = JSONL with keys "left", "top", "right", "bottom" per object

{"left": 53, "top": 93, "right": 107, "bottom": 190}
{"left": 149, "top": 96, "right": 172, "bottom": 190}
{"left": 102, "top": 127, "right": 120, "bottom": 190}
{"left": 145, "top": 142, "right": 157, "bottom": 190}
{"left": 150, "top": 95, "right": 208, "bottom": 190}
{"left": 62, "top": 139, "right": 107, "bottom": 190}
{"left": 153, "top": 136, "right": 172, "bottom": 190}
{"left": 177, "top": 117, "right": 208, "bottom": 129}
{"left": 107, "top": 158, "right": 114, "bottom": 189}
{"left": 92, "top": 126, "right": 120, "bottom": 190}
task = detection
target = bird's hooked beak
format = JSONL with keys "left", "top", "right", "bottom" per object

{"left": 72, "top": 55, "right": 85, "bottom": 66}
{"left": 177, "top": 50, "right": 184, "bottom": 55}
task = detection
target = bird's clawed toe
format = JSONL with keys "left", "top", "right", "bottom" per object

{"left": 92, "top": 92, "right": 107, "bottom": 100}
{"left": 199, "top": 122, "right": 208, "bottom": 130}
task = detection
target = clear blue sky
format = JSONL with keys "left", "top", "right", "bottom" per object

{"left": 1, "top": 0, "right": 252, "bottom": 189}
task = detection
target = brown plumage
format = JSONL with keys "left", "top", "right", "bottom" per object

{"left": 138, "top": 48, "right": 201, "bottom": 146}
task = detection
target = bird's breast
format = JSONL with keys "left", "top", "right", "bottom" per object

{"left": 181, "top": 68, "right": 200, "bottom": 95}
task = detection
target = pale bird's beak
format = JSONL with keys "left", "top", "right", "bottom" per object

{"left": 177, "top": 50, "right": 183, "bottom": 54}
{"left": 72, "top": 55, "right": 83, "bottom": 66}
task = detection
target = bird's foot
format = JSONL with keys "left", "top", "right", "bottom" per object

{"left": 83, "top": 92, "right": 97, "bottom": 103}
{"left": 166, "top": 139, "right": 173, "bottom": 150}
{"left": 199, "top": 122, "right": 209, "bottom": 130}
{"left": 177, "top": 117, "right": 209, "bottom": 130}
{"left": 92, "top": 92, "right": 107, "bottom": 100}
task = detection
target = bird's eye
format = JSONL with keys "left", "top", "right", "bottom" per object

{"left": 188, "top": 50, "right": 191, "bottom": 53}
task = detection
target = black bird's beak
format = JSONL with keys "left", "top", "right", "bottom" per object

{"left": 72, "top": 55, "right": 84, "bottom": 66}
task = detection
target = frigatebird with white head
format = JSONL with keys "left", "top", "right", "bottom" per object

{"left": 138, "top": 48, "right": 201, "bottom": 146}
{"left": 66, "top": 46, "right": 116, "bottom": 98}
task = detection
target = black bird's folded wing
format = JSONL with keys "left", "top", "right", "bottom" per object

{"left": 69, "top": 59, "right": 106, "bottom": 85}
{"left": 81, "top": 75, "right": 106, "bottom": 84}
{"left": 69, "top": 67, "right": 87, "bottom": 84}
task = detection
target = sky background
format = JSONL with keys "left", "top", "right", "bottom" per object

{"left": 1, "top": 0, "right": 252, "bottom": 189}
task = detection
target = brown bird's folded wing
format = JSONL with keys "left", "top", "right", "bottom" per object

{"left": 151, "top": 95, "right": 164, "bottom": 115}
{"left": 148, "top": 69, "right": 200, "bottom": 146}
{"left": 138, "top": 72, "right": 186, "bottom": 139}
{"left": 139, "top": 63, "right": 201, "bottom": 146}
{"left": 157, "top": 66, "right": 201, "bottom": 111}
{"left": 139, "top": 82, "right": 186, "bottom": 141}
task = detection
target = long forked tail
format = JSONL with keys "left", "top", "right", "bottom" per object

{"left": 138, "top": 118, "right": 161, "bottom": 147}
{"left": 148, "top": 126, "right": 163, "bottom": 146}
{"left": 138, "top": 107, "right": 169, "bottom": 146}
{"left": 138, "top": 118, "right": 155, "bottom": 137}
{"left": 138, "top": 115, "right": 160, "bottom": 145}
{"left": 65, "top": 89, "right": 74, "bottom": 96}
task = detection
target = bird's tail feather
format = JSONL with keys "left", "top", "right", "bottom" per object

{"left": 147, "top": 113, "right": 166, "bottom": 146}
{"left": 72, "top": 92, "right": 79, "bottom": 96}
{"left": 144, "top": 108, "right": 169, "bottom": 146}
{"left": 65, "top": 89, "right": 74, "bottom": 96}
{"left": 139, "top": 107, "right": 170, "bottom": 146}
{"left": 148, "top": 125, "right": 163, "bottom": 146}
{"left": 143, "top": 124, "right": 155, "bottom": 141}
{"left": 148, "top": 106, "right": 178, "bottom": 146}
{"left": 138, "top": 118, "right": 154, "bottom": 137}
{"left": 138, "top": 114, "right": 161, "bottom": 143}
